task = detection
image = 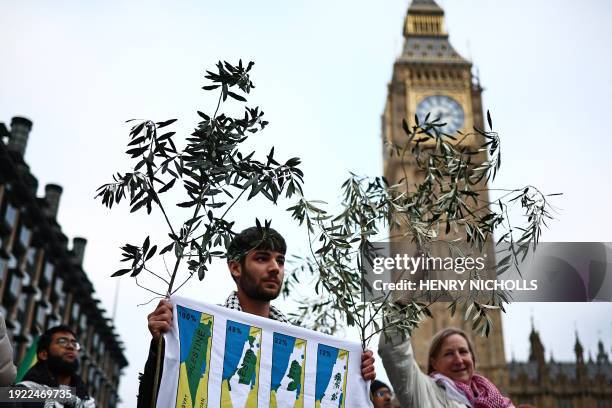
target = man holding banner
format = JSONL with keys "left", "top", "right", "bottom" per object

{"left": 138, "top": 226, "right": 376, "bottom": 407}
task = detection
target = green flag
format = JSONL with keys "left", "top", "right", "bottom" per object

{"left": 15, "top": 335, "right": 38, "bottom": 382}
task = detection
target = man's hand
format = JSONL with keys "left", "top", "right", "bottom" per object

{"left": 148, "top": 299, "right": 173, "bottom": 340}
{"left": 361, "top": 350, "right": 376, "bottom": 381}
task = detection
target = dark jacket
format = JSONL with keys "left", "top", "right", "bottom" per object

{"left": 14, "top": 361, "right": 94, "bottom": 408}
{"left": 137, "top": 338, "right": 165, "bottom": 408}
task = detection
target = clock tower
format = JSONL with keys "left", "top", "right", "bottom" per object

{"left": 381, "top": 0, "right": 509, "bottom": 389}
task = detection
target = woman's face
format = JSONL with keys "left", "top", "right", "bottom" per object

{"left": 431, "top": 334, "right": 474, "bottom": 384}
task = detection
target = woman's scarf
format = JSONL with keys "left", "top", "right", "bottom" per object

{"left": 430, "top": 372, "right": 515, "bottom": 408}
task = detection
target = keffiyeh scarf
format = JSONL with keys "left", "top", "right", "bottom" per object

{"left": 431, "top": 372, "right": 515, "bottom": 408}
{"left": 223, "top": 291, "right": 289, "bottom": 323}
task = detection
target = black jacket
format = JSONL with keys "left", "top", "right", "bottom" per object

{"left": 137, "top": 338, "right": 165, "bottom": 408}
{"left": 14, "top": 361, "right": 93, "bottom": 407}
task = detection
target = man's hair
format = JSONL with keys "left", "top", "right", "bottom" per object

{"left": 37, "top": 325, "right": 77, "bottom": 354}
{"left": 226, "top": 226, "right": 287, "bottom": 263}
{"left": 370, "top": 379, "right": 390, "bottom": 395}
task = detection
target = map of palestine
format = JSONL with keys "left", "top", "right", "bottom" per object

{"left": 270, "top": 333, "right": 306, "bottom": 407}
{"left": 221, "top": 320, "right": 263, "bottom": 407}
{"left": 175, "top": 305, "right": 214, "bottom": 408}
{"left": 315, "top": 344, "right": 349, "bottom": 408}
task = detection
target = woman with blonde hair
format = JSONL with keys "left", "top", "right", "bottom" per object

{"left": 379, "top": 327, "right": 517, "bottom": 408}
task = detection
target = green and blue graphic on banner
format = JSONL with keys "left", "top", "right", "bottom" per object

{"left": 175, "top": 305, "right": 214, "bottom": 408}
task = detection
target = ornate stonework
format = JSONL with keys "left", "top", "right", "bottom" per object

{"left": 381, "top": 0, "right": 508, "bottom": 392}
{"left": 507, "top": 325, "right": 612, "bottom": 407}
{"left": 382, "top": 2, "right": 612, "bottom": 406}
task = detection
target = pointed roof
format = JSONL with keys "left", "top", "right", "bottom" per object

{"left": 597, "top": 339, "right": 609, "bottom": 364}
{"left": 529, "top": 317, "right": 540, "bottom": 341}
{"left": 574, "top": 330, "right": 583, "bottom": 354}
{"left": 399, "top": 0, "right": 469, "bottom": 65}
{"left": 408, "top": 0, "right": 444, "bottom": 14}
{"left": 528, "top": 320, "right": 546, "bottom": 364}
{"left": 549, "top": 347, "right": 555, "bottom": 363}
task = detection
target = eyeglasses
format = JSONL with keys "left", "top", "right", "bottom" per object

{"left": 375, "top": 390, "right": 393, "bottom": 398}
{"left": 55, "top": 337, "right": 81, "bottom": 351}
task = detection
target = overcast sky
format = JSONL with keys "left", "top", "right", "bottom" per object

{"left": 2, "top": 0, "right": 612, "bottom": 406}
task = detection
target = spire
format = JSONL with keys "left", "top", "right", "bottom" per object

{"left": 529, "top": 315, "right": 539, "bottom": 344}
{"left": 549, "top": 346, "right": 555, "bottom": 363}
{"left": 528, "top": 320, "right": 545, "bottom": 365}
{"left": 597, "top": 339, "right": 609, "bottom": 364}
{"left": 574, "top": 332, "right": 586, "bottom": 381}
{"left": 400, "top": 0, "right": 469, "bottom": 64}
{"left": 574, "top": 330, "right": 584, "bottom": 363}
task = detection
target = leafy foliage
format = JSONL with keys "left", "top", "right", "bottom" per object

{"left": 96, "top": 60, "right": 303, "bottom": 296}
{"left": 285, "top": 112, "right": 560, "bottom": 345}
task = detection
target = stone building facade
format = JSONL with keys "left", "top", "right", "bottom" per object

{"left": 381, "top": 0, "right": 508, "bottom": 391}
{"left": 381, "top": 1, "right": 612, "bottom": 407}
{"left": 0, "top": 116, "right": 128, "bottom": 407}
{"left": 507, "top": 324, "right": 612, "bottom": 407}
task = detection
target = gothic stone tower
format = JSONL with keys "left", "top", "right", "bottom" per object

{"left": 381, "top": 0, "right": 509, "bottom": 390}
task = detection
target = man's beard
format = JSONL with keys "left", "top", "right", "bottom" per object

{"left": 239, "top": 269, "right": 281, "bottom": 301}
{"left": 46, "top": 354, "right": 79, "bottom": 377}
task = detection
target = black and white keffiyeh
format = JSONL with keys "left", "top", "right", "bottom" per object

{"left": 223, "top": 291, "right": 289, "bottom": 323}
{"left": 17, "top": 361, "right": 95, "bottom": 408}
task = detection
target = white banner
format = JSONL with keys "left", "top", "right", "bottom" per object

{"left": 156, "top": 296, "right": 373, "bottom": 408}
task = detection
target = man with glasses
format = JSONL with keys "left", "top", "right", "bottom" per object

{"left": 14, "top": 325, "right": 95, "bottom": 407}
{"left": 370, "top": 379, "right": 394, "bottom": 408}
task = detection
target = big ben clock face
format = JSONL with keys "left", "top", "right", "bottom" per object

{"left": 416, "top": 95, "right": 465, "bottom": 135}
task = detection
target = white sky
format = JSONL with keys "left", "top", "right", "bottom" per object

{"left": 2, "top": 0, "right": 612, "bottom": 405}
